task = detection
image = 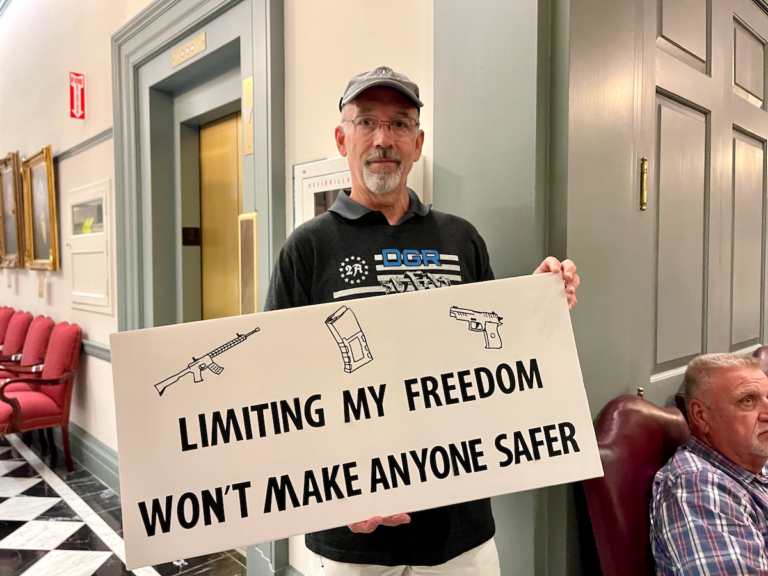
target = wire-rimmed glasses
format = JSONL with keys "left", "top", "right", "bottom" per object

{"left": 343, "top": 115, "right": 420, "bottom": 137}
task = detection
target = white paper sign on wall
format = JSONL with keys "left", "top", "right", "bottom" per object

{"left": 110, "top": 274, "right": 603, "bottom": 569}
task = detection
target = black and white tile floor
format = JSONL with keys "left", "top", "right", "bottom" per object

{"left": 0, "top": 434, "right": 247, "bottom": 576}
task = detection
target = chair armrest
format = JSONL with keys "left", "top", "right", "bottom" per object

{"left": 0, "top": 372, "right": 73, "bottom": 433}
{"left": 0, "top": 363, "right": 43, "bottom": 374}
{"left": 0, "top": 378, "right": 21, "bottom": 432}
{"left": 0, "top": 354, "right": 22, "bottom": 363}
{"left": 0, "top": 372, "right": 73, "bottom": 389}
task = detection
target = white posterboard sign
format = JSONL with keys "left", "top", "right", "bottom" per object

{"left": 110, "top": 274, "right": 603, "bottom": 569}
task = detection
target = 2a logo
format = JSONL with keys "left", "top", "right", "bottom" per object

{"left": 339, "top": 256, "right": 369, "bottom": 284}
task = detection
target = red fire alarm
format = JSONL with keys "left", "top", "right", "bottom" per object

{"left": 69, "top": 72, "right": 86, "bottom": 120}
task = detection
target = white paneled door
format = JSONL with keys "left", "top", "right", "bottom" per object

{"left": 641, "top": 0, "right": 768, "bottom": 404}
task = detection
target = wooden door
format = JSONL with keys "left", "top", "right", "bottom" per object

{"left": 640, "top": 0, "right": 768, "bottom": 405}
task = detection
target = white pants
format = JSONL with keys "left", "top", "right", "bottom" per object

{"left": 306, "top": 538, "right": 500, "bottom": 576}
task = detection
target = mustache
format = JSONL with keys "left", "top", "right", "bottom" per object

{"left": 363, "top": 148, "right": 402, "bottom": 166}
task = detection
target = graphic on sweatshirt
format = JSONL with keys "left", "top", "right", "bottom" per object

{"left": 333, "top": 249, "right": 462, "bottom": 300}
{"left": 449, "top": 307, "right": 503, "bottom": 349}
{"left": 377, "top": 249, "right": 461, "bottom": 294}
{"left": 325, "top": 306, "right": 374, "bottom": 373}
{"left": 339, "top": 256, "right": 369, "bottom": 284}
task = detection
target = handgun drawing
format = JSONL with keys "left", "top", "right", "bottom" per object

{"left": 154, "top": 327, "right": 260, "bottom": 396}
{"left": 450, "top": 307, "right": 503, "bottom": 349}
{"left": 325, "top": 306, "right": 373, "bottom": 373}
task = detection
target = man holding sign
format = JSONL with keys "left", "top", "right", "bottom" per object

{"left": 266, "top": 67, "right": 580, "bottom": 574}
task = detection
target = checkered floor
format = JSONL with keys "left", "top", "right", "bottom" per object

{"left": 0, "top": 436, "right": 247, "bottom": 576}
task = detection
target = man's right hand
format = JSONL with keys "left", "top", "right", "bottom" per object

{"left": 348, "top": 513, "right": 411, "bottom": 533}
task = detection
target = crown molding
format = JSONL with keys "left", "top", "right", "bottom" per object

{"left": 0, "top": 0, "right": 12, "bottom": 20}
{"left": 753, "top": 0, "right": 768, "bottom": 15}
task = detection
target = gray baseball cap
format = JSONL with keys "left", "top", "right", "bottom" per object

{"left": 339, "top": 66, "right": 423, "bottom": 111}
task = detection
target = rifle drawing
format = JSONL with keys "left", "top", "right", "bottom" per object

{"left": 449, "top": 306, "right": 503, "bottom": 349}
{"left": 154, "top": 327, "right": 260, "bottom": 396}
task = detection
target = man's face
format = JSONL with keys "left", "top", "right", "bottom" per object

{"left": 696, "top": 367, "right": 768, "bottom": 467}
{"left": 335, "top": 87, "right": 424, "bottom": 196}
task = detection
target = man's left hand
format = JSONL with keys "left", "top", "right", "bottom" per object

{"left": 533, "top": 257, "right": 579, "bottom": 310}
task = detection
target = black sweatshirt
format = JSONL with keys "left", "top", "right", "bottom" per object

{"left": 265, "top": 189, "right": 496, "bottom": 566}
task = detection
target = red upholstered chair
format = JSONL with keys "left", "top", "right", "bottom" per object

{"left": 582, "top": 394, "right": 690, "bottom": 576}
{"left": 0, "top": 307, "right": 15, "bottom": 350}
{"left": 0, "top": 311, "right": 32, "bottom": 363}
{"left": 0, "top": 315, "right": 55, "bottom": 393}
{"left": 0, "top": 322, "right": 83, "bottom": 471}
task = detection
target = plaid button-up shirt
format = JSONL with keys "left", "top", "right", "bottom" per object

{"left": 651, "top": 436, "right": 768, "bottom": 575}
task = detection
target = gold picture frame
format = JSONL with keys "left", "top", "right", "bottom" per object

{"left": 0, "top": 152, "right": 24, "bottom": 268}
{"left": 22, "top": 146, "right": 59, "bottom": 271}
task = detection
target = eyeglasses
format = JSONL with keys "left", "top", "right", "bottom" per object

{"left": 343, "top": 115, "right": 420, "bottom": 137}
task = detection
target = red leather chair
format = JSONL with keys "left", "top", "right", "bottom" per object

{"left": 582, "top": 395, "right": 690, "bottom": 576}
{"left": 0, "top": 307, "right": 16, "bottom": 350}
{"left": 0, "top": 311, "right": 32, "bottom": 363}
{"left": 0, "top": 322, "right": 83, "bottom": 471}
{"left": 0, "top": 315, "right": 55, "bottom": 392}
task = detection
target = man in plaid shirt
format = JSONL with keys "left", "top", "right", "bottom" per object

{"left": 651, "top": 353, "right": 768, "bottom": 574}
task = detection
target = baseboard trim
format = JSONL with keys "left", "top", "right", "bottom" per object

{"left": 285, "top": 566, "right": 303, "bottom": 576}
{"left": 51, "top": 422, "right": 120, "bottom": 494}
{"left": 246, "top": 539, "right": 290, "bottom": 576}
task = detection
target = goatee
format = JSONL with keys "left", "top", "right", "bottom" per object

{"left": 362, "top": 148, "right": 403, "bottom": 194}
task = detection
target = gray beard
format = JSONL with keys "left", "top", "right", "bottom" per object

{"left": 362, "top": 163, "right": 402, "bottom": 195}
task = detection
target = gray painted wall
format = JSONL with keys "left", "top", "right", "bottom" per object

{"left": 434, "top": 1, "right": 546, "bottom": 574}
{"left": 434, "top": 0, "right": 544, "bottom": 280}
{"left": 565, "top": 0, "right": 639, "bottom": 417}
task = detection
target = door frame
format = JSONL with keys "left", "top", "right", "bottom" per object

{"left": 175, "top": 68, "right": 243, "bottom": 323}
{"left": 112, "top": 0, "right": 285, "bottom": 333}
{"left": 111, "top": 1, "right": 287, "bottom": 574}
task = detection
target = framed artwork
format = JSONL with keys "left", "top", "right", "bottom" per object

{"left": 0, "top": 152, "right": 24, "bottom": 268}
{"left": 22, "top": 146, "right": 59, "bottom": 271}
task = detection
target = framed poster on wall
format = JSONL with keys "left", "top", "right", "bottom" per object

{"left": 68, "top": 179, "right": 112, "bottom": 314}
{"left": 22, "top": 146, "right": 59, "bottom": 271}
{"left": 0, "top": 152, "right": 24, "bottom": 268}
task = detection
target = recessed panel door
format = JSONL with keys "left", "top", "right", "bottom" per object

{"left": 731, "top": 131, "right": 765, "bottom": 350}
{"left": 640, "top": 0, "right": 768, "bottom": 405}
{"left": 199, "top": 112, "right": 243, "bottom": 320}
{"left": 654, "top": 97, "right": 707, "bottom": 370}
{"left": 643, "top": 0, "right": 718, "bottom": 402}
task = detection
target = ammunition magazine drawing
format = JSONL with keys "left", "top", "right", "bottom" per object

{"left": 153, "top": 327, "right": 260, "bottom": 396}
{"left": 325, "top": 306, "right": 373, "bottom": 373}
{"left": 449, "top": 306, "right": 503, "bottom": 349}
